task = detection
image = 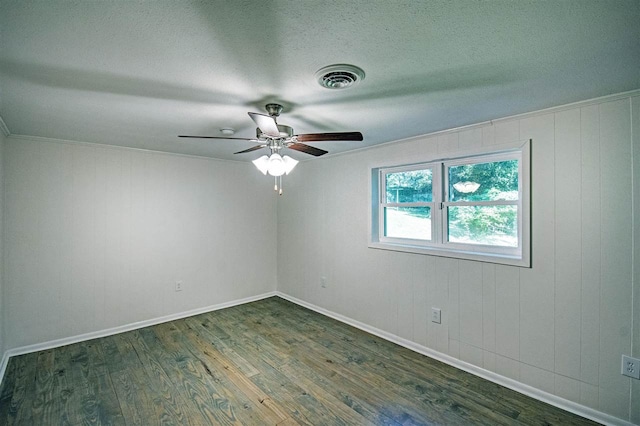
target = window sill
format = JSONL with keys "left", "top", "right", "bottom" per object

{"left": 368, "top": 241, "right": 530, "bottom": 267}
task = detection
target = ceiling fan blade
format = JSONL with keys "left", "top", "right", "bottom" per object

{"left": 288, "top": 143, "right": 328, "bottom": 157}
{"left": 295, "top": 132, "right": 363, "bottom": 142}
{"left": 179, "top": 135, "right": 257, "bottom": 141}
{"left": 234, "top": 145, "right": 266, "bottom": 154}
{"left": 248, "top": 112, "right": 280, "bottom": 137}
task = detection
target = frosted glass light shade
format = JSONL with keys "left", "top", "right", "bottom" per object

{"left": 252, "top": 155, "right": 270, "bottom": 175}
{"left": 267, "top": 153, "right": 286, "bottom": 176}
{"left": 253, "top": 153, "right": 299, "bottom": 176}
{"left": 282, "top": 155, "right": 298, "bottom": 174}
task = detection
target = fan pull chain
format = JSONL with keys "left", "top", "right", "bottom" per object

{"left": 272, "top": 176, "right": 284, "bottom": 195}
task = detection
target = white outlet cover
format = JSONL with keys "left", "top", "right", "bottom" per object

{"left": 622, "top": 355, "right": 640, "bottom": 379}
{"left": 431, "top": 308, "right": 441, "bottom": 324}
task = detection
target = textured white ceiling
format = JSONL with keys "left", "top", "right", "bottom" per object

{"left": 1, "top": 0, "right": 638, "bottom": 161}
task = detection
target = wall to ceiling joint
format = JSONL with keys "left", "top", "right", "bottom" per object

{"left": 276, "top": 91, "right": 640, "bottom": 424}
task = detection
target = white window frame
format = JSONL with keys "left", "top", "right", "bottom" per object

{"left": 379, "top": 163, "right": 438, "bottom": 248}
{"left": 370, "top": 140, "right": 531, "bottom": 267}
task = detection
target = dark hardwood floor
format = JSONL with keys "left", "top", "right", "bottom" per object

{"left": 0, "top": 297, "right": 597, "bottom": 425}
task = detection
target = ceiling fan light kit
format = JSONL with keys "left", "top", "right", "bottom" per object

{"left": 252, "top": 154, "right": 298, "bottom": 177}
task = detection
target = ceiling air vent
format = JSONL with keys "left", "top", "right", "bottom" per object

{"left": 315, "top": 64, "right": 365, "bottom": 89}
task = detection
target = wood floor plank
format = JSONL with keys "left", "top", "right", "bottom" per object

{"left": 103, "top": 332, "right": 172, "bottom": 425}
{"left": 188, "top": 315, "right": 369, "bottom": 426}
{"left": 152, "top": 321, "right": 256, "bottom": 425}
{"left": 190, "top": 318, "right": 261, "bottom": 378}
{"left": 86, "top": 340, "right": 126, "bottom": 424}
{"left": 0, "top": 355, "right": 20, "bottom": 421}
{"left": 174, "top": 318, "right": 297, "bottom": 425}
{"left": 2, "top": 351, "right": 38, "bottom": 425}
{"left": 50, "top": 342, "right": 85, "bottom": 425}
{"left": 1, "top": 353, "right": 38, "bottom": 425}
{"left": 125, "top": 328, "right": 198, "bottom": 425}
{"left": 109, "top": 331, "right": 181, "bottom": 425}
{"left": 29, "top": 349, "right": 56, "bottom": 423}
{"left": 61, "top": 340, "right": 125, "bottom": 425}
{"left": 48, "top": 345, "right": 76, "bottom": 426}
{"left": 0, "top": 297, "right": 599, "bottom": 425}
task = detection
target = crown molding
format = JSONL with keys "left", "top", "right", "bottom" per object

{"left": 0, "top": 115, "right": 9, "bottom": 137}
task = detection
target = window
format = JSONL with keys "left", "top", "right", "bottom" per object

{"left": 371, "top": 140, "right": 530, "bottom": 267}
{"left": 382, "top": 166, "right": 435, "bottom": 242}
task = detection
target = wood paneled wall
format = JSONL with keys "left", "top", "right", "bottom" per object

{"left": 277, "top": 94, "right": 640, "bottom": 423}
{"left": 3, "top": 138, "right": 278, "bottom": 350}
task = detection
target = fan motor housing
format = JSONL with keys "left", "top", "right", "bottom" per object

{"left": 257, "top": 124, "right": 293, "bottom": 139}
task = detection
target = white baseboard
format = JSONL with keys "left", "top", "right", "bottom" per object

{"left": 275, "top": 292, "right": 632, "bottom": 426}
{"left": 0, "top": 291, "right": 276, "bottom": 387}
{"left": 0, "top": 114, "right": 9, "bottom": 136}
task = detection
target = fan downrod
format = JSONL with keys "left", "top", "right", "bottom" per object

{"left": 265, "top": 103, "right": 283, "bottom": 117}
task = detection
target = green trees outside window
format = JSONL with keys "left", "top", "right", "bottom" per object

{"left": 374, "top": 141, "right": 529, "bottom": 266}
{"left": 447, "top": 159, "right": 519, "bottom": 247}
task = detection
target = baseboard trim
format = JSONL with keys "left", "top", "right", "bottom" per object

{"left": 0, "top": 291, "right": 277, "bottom": 387}
{"left": 275, "top": 292, "right": 632, "bottom": 426}
{"left": 0, "top": 114, "right": 9, "bottom": 136}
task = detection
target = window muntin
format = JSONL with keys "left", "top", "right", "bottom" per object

{"left": 372, "top": 142, "right": 530, "bottom": 267}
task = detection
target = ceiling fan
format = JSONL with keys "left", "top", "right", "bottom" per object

{"left": 179, "top": 103, "right": 363, "bottom": 158}
{"left": 179, "top": 103, "right": 363, "bottom": 194}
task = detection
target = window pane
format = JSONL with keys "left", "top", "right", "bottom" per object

{"left": 384, "top": 206, "right": 431, "bottom": 240}
{"left": 385, "top": 169, "right": 432, "bottom": 203}
{"left": 448, "top": 205, "right": 517, "bottom": 247}
{"left": 449, "top": 159, "right": 518, "bottom": 202}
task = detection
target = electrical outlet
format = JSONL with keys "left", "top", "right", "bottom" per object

{"left": 175, "top": 281, "right": 183, "bottom": 292}
{"left": 321, "top": 276, "right": 327, "bottom": 288}
{"left": 621, "top": 355, "right": 640, "bottom": 379}
{"left": 431, "top": 308, "right": 441, "bottom": 324}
